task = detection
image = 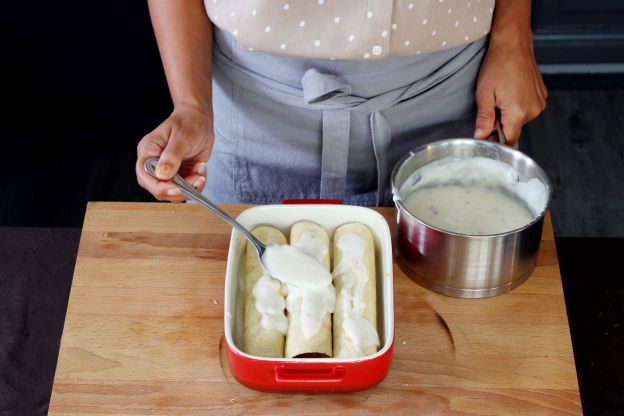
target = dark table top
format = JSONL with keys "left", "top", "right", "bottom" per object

{"left": 0, "top": 227, "right": 80, "bottom": 416}
{"left": 0, "top": 227, "right": 622, "bottom": 415}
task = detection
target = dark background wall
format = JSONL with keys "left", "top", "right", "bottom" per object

{"left": 2, "top": 1, "right": 168, "bottom": 227}
{"left": 533, "top": 0, "right": 624, "bottom": 67}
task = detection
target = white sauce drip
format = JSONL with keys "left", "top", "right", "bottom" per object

{"left": 287, "top": 231, "right": 335, "bottom": 339}
{"left": 261, "top": 244, "right": 332, "bottom": 288}
{"left": 256, "top": 233, "right": 335, "bottom": 339}
{"left": 333, "top": 232, "right": 380, "bottom": 353}
{"left": 294, "top": 230, "right": 328, "bottom": 263}
{"left": 398, "top": 157, "right": 548, "bottom": 235}
{"left": 286, "top": 284, "right": 335, "bottom": 339}
{"left": 252, "top": 274, "right": 288, "bottom": 334}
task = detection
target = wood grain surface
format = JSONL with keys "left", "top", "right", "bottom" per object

{"left": 49, "top": 202, "right": 581, "bottom": 415}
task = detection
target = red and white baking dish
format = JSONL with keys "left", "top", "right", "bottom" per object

{"left": 223, "top": 204, "right": 394, "bottom": 393}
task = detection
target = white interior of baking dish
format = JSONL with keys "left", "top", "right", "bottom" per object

{"left": 224, "top": 204, "right": 394, "bottom": 363}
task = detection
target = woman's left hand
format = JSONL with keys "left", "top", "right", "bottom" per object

{"left": 473, "top": 25, "right": 548, "bottom": 146}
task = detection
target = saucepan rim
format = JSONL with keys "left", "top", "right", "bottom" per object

{"left": 390, "top": 138, "right": 554, "bottom": 238}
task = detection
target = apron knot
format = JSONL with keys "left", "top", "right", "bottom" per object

{"left": 302, "top": 69, "right": 352, "bottom": 105}
{"left": 301, "top": 68, "right": 389, "bottom": 205}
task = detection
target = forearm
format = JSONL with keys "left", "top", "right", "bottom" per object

{"left": 148, "top": 0, "right": 213, "bottom": 113}
{"left": 490, "top": 0, "right": 533, "bottom": 48}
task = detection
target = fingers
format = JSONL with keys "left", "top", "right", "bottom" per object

{"left": 136, "top": 129, "right": 187, "bottom": 202}
{"left": 162, "top": 187, "right": 188, "bottom": 204}
{"left": 188, "top": 161, "right": 207, "bottom": 192}
{"left": 155, "top": 128, "right": 191, "bottom": 181}
{"left": 136, "top": 150, "right": 208, "bottom": 202}
{"left": 184, "top": 173, "right": 207, "bottom": 193}
{"left": 180, "top": 161, "right": 208, "bottom": 192}
{"left": 174, "top": 161, "right": 207, "bottom": 192}
{"left": 474, "top": 87, "right": 496, "bottom": 139}
{"left": 499, "top": 105, "right": 525, "bottom": 145}
{"left": 135, "top": 155, "right": 186, "bottom": 202}
{"left": 192, "top": 160, "right": 208, "bottom": 177}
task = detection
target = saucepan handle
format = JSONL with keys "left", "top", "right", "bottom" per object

{"left": 488, "top": 118, "right": 519, "bottom": 149}
{"left": 488, "top": 119, "right": 507, "bottom": 145}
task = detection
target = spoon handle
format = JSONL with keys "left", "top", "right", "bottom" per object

{"left": 143, "top": 157, "right": 265, "bottom": 255}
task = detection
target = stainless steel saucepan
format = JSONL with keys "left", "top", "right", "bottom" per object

{"left": 390, "top": 138, "right": 553, "bottom": 298}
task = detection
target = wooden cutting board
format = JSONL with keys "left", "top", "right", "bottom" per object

{"left": 49, "top": 202, "right": 581, "bottom": 415}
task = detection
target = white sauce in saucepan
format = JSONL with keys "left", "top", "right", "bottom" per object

{"left": 256, "top": 232, "right": 335, "bottom": 339}
{"left": 333, "top": 232, "right": 379, "bottom": 353}
{"left": 403, "top": 185, "right": 533, "bottom": 235}
{"left": 398, "top": 157, "right": 548, "bottom": 235}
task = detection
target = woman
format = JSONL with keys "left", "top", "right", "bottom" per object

{"left": 136, "top": 0, "right": 546, "bottom": 205}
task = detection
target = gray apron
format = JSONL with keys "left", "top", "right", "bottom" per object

{"left": 205, "top": 28, "right": 487, "bottom": 206}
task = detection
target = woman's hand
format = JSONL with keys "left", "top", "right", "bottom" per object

{"left": 136, "top": 104, "right": 213, "bottom": 203}
{"left": 474, "top": 6, "right": 547, "bottom": 146}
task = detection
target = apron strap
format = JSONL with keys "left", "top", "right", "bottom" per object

{"left": 370, "top": 111, "right": 392, "bottom": 206}
{"left": 320, "top": 110, "right": 351, "bottom": 200}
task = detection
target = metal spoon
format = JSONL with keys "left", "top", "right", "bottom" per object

{"left": 143, "top": 157, "right": 266, "bottom": 259}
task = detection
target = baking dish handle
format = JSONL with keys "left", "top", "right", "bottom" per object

{"left": 274, "top": 365, "right": 345, "bottom": 383}
{"left": 282, "top": 199, "right": 343, "bottom": 205}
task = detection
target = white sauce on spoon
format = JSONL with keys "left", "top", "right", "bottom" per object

{"left": 261, "top": 244, "right": 332, "bottom": 288}
{"left": 333, "top": 232, "right": 379, "bottom": 353}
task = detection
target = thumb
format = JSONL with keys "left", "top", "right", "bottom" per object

{"left": 474, "top": 88, "right": 496, "bottom": 139}
{"left": 155, "top": 133, "right": 187, "bottom": 180}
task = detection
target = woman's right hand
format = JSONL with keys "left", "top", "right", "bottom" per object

{"left": 136, "top": 104, "right": 214, "bottom": 203}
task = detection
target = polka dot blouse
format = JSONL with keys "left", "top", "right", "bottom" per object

{"left": 204, "top": 0, "right": 495, "bottom": 60}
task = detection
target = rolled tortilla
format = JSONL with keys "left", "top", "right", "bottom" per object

{"left": 243, "top": 226, "right": 288, "bottom": 357}
{"left": 285, "top": 222, "right": 333, "bottom": 358}
{"left": 332, "top": 223, "right": 380, "bottom": 358}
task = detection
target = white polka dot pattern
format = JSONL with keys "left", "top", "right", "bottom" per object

{"left": 204, "top": 0, "right": 494, "bottom": 60}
